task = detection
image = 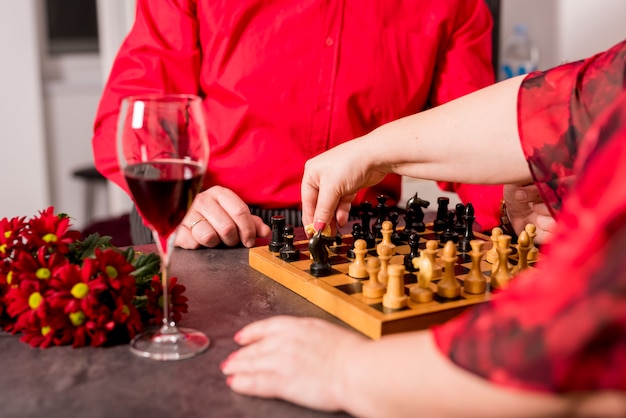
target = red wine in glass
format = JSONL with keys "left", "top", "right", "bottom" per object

{"left": 125, "top": 160, "right": 204, "bottom": 240}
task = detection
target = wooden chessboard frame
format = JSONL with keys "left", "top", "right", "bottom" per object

{"left": 249, "top": 224, "right": 533, "bottom": 339}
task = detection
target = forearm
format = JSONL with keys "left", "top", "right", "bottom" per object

{"left": 338, "top": 331, "right": 568, "bottom": 418}
{"left": 361, "top": 76, "right": 531, "bottom": 185}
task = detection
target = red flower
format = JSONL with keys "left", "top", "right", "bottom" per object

{"left": 22, "top": 207, "right": 81, "bottom": 256}
{"left": 91, "top": 249, "right": 137, "bottom": 303}
{"left": 145, "top": 276, "right": 188, "bottom": 325}
{"left": 0, "top": 207, "right": 187, "bottom": 348}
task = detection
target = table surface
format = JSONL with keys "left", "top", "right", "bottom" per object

{"left": 0, "top": 244, "right": 354, "bottom": 418}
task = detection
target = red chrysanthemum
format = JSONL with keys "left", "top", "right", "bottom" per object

{"left": 145, "top": 275, "right": 188, "bottom": 325}
{"left": 0, "top": 207, "right": 187, "bottom": 348}
{"left": 22, "top": 207, "right": 81, "bottom": 256}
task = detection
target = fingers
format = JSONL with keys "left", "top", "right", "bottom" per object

{"left": 177, "top": 186, "right": 270, "bottom": 248}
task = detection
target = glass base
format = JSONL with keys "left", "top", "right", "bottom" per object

{"left": 130, "top": 326, "right": 210, "bottom": 361}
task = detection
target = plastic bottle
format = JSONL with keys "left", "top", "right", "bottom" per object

{"left": 500, "top": 24, "right": 539, "bottom": 80}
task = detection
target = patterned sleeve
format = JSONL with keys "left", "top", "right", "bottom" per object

{"left": 431, "top": 39, "right": 626, "bottom": 393}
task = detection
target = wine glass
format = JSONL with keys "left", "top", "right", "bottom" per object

{"left": 117, "top": 94, "right": 211, "bottom": 360}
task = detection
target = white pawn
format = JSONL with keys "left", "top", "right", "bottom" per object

{"left": 348, "top": 239, "right": 369, "bottom": 279}
{"left": 382, "top": 264, "right": 408, "bottom": 310}
{"left": 525, "top": 223, "right": 539, "bottom": 261}
{"left": 363, "top": 257, "right": 385, "bottom": 299}
{"left": 377, "top": 244, "right": 394, "bottom": 285}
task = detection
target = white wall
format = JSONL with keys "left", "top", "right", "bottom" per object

{"left": 0, "top": 0, "right": 50, "bottom": 219}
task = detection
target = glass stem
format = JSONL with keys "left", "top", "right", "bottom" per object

{"left": 154, "top": 230, "right": 177, "bottom": 334}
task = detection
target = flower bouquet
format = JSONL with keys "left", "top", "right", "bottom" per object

{"left": 0, "top": 207, "right": 188, "bottom": 348}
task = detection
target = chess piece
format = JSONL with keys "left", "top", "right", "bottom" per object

{"left": 525, "top": 223, "right": 539, "bottom": 261}
{"left": 486, "top": 226, "right": 502, "bottom": 265}
{"left": 388, "top": 211, "right": 403, "bottom": 245}
{"left": 422, "top": 239, "right": 442, "bottom": 278}
{"left": 359, "top": 201, "right": 376, "bottom": 249}
{"left": 403, "top": 232, "right": 420, "bottom": 272}
{"left": 406, "top": 192, "right": 429, "bottom": 232}
{"left": 454, "top": 203, "right": 466, "bottom": 235}
{"left": 433, "top": 197, "right": 449, "bottom": 232}
{"left": 346, "top": 223, "right": 364, "bottom": 259}
{"left": 512, "top": 230, "right": 531, "bottom": 275}
{"left": 362, "top": 256, "right": 385, "bottom": 299}
{"left": 308, "top": 230, "right": 335, "bottom": 277}
{"left": 410, "top": 253, "right": 434, "bottom": 303}
{"left": 377, "top": 244, "right": 394, "bottom": 285}
{"left": 268, "top": 215, "right": 286, "bottom": 252}
{"left": 279, "top": 224, "right": 300, "bottom": 261}
{"left": 372, "top": 195, "right": 389, "bottom": 239}
{"left": 376, "top": 220, "right": 396, "bottom": 256}
{"left": 348, "top": 239, "right": 369, "bottom": 279}
{"left": 382, "top": 264, "right": 408, "bottom": 310}
{"left": 458, "top": 203, "right": 476, "bottom": 253}
{"left": 491, "top": 234, "right": 512, "bottom": 290}
{"left": 400, "top": 208, "right": 416, "bottom": 241}
{"left": 440, "top": 211, "right": 459, "bottom": 244}
{"left": 436, "top": 240, "right": 461, "bottom": 299}
{"left": 463, "top": 240, "right": 487, "bottom": 294}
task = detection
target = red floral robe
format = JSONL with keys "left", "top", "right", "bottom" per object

{"left": 433, "top": 39, "right": 626, "bottom": 392}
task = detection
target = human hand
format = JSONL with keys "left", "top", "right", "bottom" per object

{"left": 221, "top": 316, "right": 367, "bottom": 412}
{"left": 503, "top": 184, "right": 556, "bottom": 245}
{"left": 301, "top": 137, "right": 387, "bottom": 234}
{"left": 176, "top": 186, "right": 271, "bottom": 249}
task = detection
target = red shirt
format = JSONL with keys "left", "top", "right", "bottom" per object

{"left": 93, "top": 0, "right": 498, "bottom": 224}
{"left": 434, "top": 39, "right": 626, "bottom": 393}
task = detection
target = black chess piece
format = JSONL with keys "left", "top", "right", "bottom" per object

{"left": 388, "top": 211, "right": 403, "bottom": 245}
{"left": 403, "top": 232, "right": 421, "bottom": 272}
{"left": 268, "top": 215, "right": 286, "bottom": 252}
{"left": 440, "top": 211, "right": 459, "bottom": 244}
{"left": 372, "top": 195, "right": 389, "bottom": 239}
{"left": 454, "top": 203, "right": 466, "bottom": 235}
{"left": 400, "top": 207, "right": 416, "bottom": 242}
{"left": 308, "top": 230, "right": 336, "bottom": 277}
{"left": 359, "top": 201, "right": 376, "bottom": 249}
{"left": 458, "top": 203, "right": 476, "bottom": 253}
{"left": 347, "top": 223, "right": 363, "bottom": 259}
{"left": 434, "top": 197, "right": 450, "bottom": 232}
{"left": 406, "top": 192, "right": 429, "bottom": 232}
{"left": 279, "top": 224, "right": 300, "bottom": 261}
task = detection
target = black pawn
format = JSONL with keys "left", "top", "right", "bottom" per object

{"left": 388, "top": 211, "right": 403, "bottom": 245}
{"left": 434, "top": 197, "right": 450, "bottom": 232}
{"left": 279, "top": 225, "right": 300, "bottom": 261}
{"left": 403, "top": 232, "right": 421, "bottom": 272}
{"left": 347, "top": 223, "right": 363, "bottom": 259}
{"left": 440, "top": 211, "right": 459, "bottom": 244}
{"left": 454, "top": 203, "right": 466, "bottom": 235}
{"left": 268, "top": 215, "right": 286, "bottom": 252}
{"left": 372, "top": 195, "right": 389, "bottom": 239}
{"left": 458, "top": 203, "right": 476, "bottom": 253}
{"left": 400, "top": 208, "right": 415, "bottom": 242}
{"left": 359, "top": 201, "right": 376, "bottom": 249}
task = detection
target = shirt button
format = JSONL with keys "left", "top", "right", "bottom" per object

{"left": 325, "top": 37, "right": 334, "bottom": 46}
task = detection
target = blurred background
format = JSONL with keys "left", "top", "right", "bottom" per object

{"left": 1, "top": 0, "right": 625, "bottom": 240}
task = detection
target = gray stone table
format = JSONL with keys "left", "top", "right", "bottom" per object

{"left": 0, "top": 244, "right": 353, "bottom": 418}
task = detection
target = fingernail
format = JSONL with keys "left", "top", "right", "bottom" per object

{"left": 225, "top": 376, "right": 234, "bottom": 386}
{"left": 233, "top": 330, "right": 243, "bottom": 343}
{"left": 314, "top": 220, "right": 326, "bottom": 231}
{"left": 515, "top": 189, "right": 528, "bottom": 201}
{"left": 220, "top": 359, "right": 229, "bottom": 371}
{"left": 244, "top": 239, "right": 255, "bottom": 248}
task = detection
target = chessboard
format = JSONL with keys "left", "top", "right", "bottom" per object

{"left": 249, "top": 220, "right": 539, "bottom": 340}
